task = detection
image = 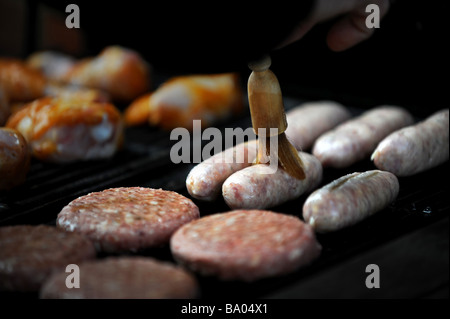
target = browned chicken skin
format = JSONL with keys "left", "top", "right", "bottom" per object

{"left": 0, "top": 59, "right": 46, "bottom": 103}
{"left": 6, "top": 96, "right": 123, "bottom": 163}
{"left": 61, "top": 46, "right": 151, "bottom": 103}
{"left": 124, "top": 73, "right": 244, "bottom": 130}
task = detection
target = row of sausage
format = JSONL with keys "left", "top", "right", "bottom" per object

{"left": 187, "top": 101, "right": 449, "bottom": 232}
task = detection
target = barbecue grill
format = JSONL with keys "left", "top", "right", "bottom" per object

{"left": 0, "top": 0, "right": 448, "bottom": 303}
{"left": 1, "top": 93, "right": 448, "bottom": 300}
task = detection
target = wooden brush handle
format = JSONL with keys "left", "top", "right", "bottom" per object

{"left": 248, "top": 55, "right": 272, "bottom": 72}
{"left": 248, "top": 56, "right": 287, "bottom": 136}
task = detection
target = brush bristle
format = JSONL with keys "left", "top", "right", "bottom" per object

{"left": 247, "top": 56, "right": 305, "bottom": 180}
{"left": 256, "top": 133, "right": 306, "bottom": 180}
{"left": 278, "top": 133, "right": 306, "bottom": 180}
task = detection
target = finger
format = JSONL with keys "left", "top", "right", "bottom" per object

{"left": 326, "top": 12, "right": 374, "bottom": 51}
{"left": 275, "top": 0, "right": 361, "bottom": 49}
{"left": 326, "top": 0, "right": 390, "bottom": 52}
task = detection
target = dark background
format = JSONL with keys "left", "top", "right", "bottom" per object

{"left": 0, "top": 0, "right": 448, "bottom": 301}
{"left": 0, "top": 0, "right": 446, "bottom": 117}
{"left": 269, "top": 0, "right": 446, "bottom": 118}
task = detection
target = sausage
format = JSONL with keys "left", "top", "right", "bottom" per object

{"left": 170, "top": 210, "right": 321, "bottom": 282}
{"left": 285, "top": 100, "right": 352, "bottom": 151}
{"left": 222, "top": 152, "right": 322, "bottom": 209}
{"left": 40, "top": 257, "right": 199, "bottom": 299}
{"left": 0, "top": 225, "right": 96, "bottom": 292}
{"left": 302, "top": 170, "right": 399, "bottom": 233}
{"left": 312, "top": 106, "right": 414, "bottom": 168}
{"left": 186, "top": 140, "right": 258, "bottom": 201}
{"left": 57, "top": 187, "right": 200, "bottom": 253}
{"left": 186, "top": 101, "right": 347, "bottom": 202}
{"left": 6, "top": 96, "right": 123, "bottom": 163}
{"left": 0, "top": 128, "right": 31, "bottom": 190}
{"left": 371, "top": 109, "right": 449, "bottom": 176}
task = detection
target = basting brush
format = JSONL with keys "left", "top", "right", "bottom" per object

{"left": 247, "top": 55, "right": 305, "bottom": 180}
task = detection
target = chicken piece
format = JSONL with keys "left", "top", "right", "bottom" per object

{"left": 44, "top": 82, "right": 110, "bottom": 103}
{"left": 0, "top": 128, "right": 31, "bottom": 190}
{"left": 6, "top": 96, "right": 123, "bottom": 163}
{"left": 27, "top": 51, "right": 76, "bottom": 83}
{"left": 0, "top": 58, "right": 46, "bottom": 102}
{"left": 62, "top": 46, "right": 151, "bottom": 102}
{"left": 5, "top": 83, "right": 111, "bottom": 122}
{"left": 124, "top": 73, "right": 244, "bottom": 130}
{"left": 123, "top": 92, "right": 152, "bottom": 126}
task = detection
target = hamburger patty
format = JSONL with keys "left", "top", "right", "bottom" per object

{"left": 0, "top": 225, "right": 96, "bottom": 292}
{"left": 170, "top": 210, "right": 321, "bottom": 282}
{"left": 40, "top": 256, "right": 199, "bottom": 299}
{"left": 57, "top": 187, "right": 200, "bottom": 253}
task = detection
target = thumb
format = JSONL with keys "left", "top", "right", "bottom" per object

{"left": 326, "top": 0, "right": 390, "bottom": 52}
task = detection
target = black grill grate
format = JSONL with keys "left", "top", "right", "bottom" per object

{"left": 0, "top": 95, "right": 448, "bottom": 299}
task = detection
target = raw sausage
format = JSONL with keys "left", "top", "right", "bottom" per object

{"left": 186, "top": 101, "right": 348, "bottom": 202}
{"left": 285, "top": 100, "right": 352, "bottom": 151}
{"left": 186, "top": 140, "right": 258, "bottom": 201}
{"left": 302, "top": 170, "right": 399, "bottom": 233}
{"left": 371, "top": 109, "right": 449, "bottom": 176}
{"left": 312, "top": 106, "right": 414, "bottom": 168}
{"left": 222, "top": 152, "right": 322, "bottom": 209}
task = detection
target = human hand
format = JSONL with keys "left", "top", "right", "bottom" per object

{"left": 277, "top": 0, "right": 391, "bottom": 51}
